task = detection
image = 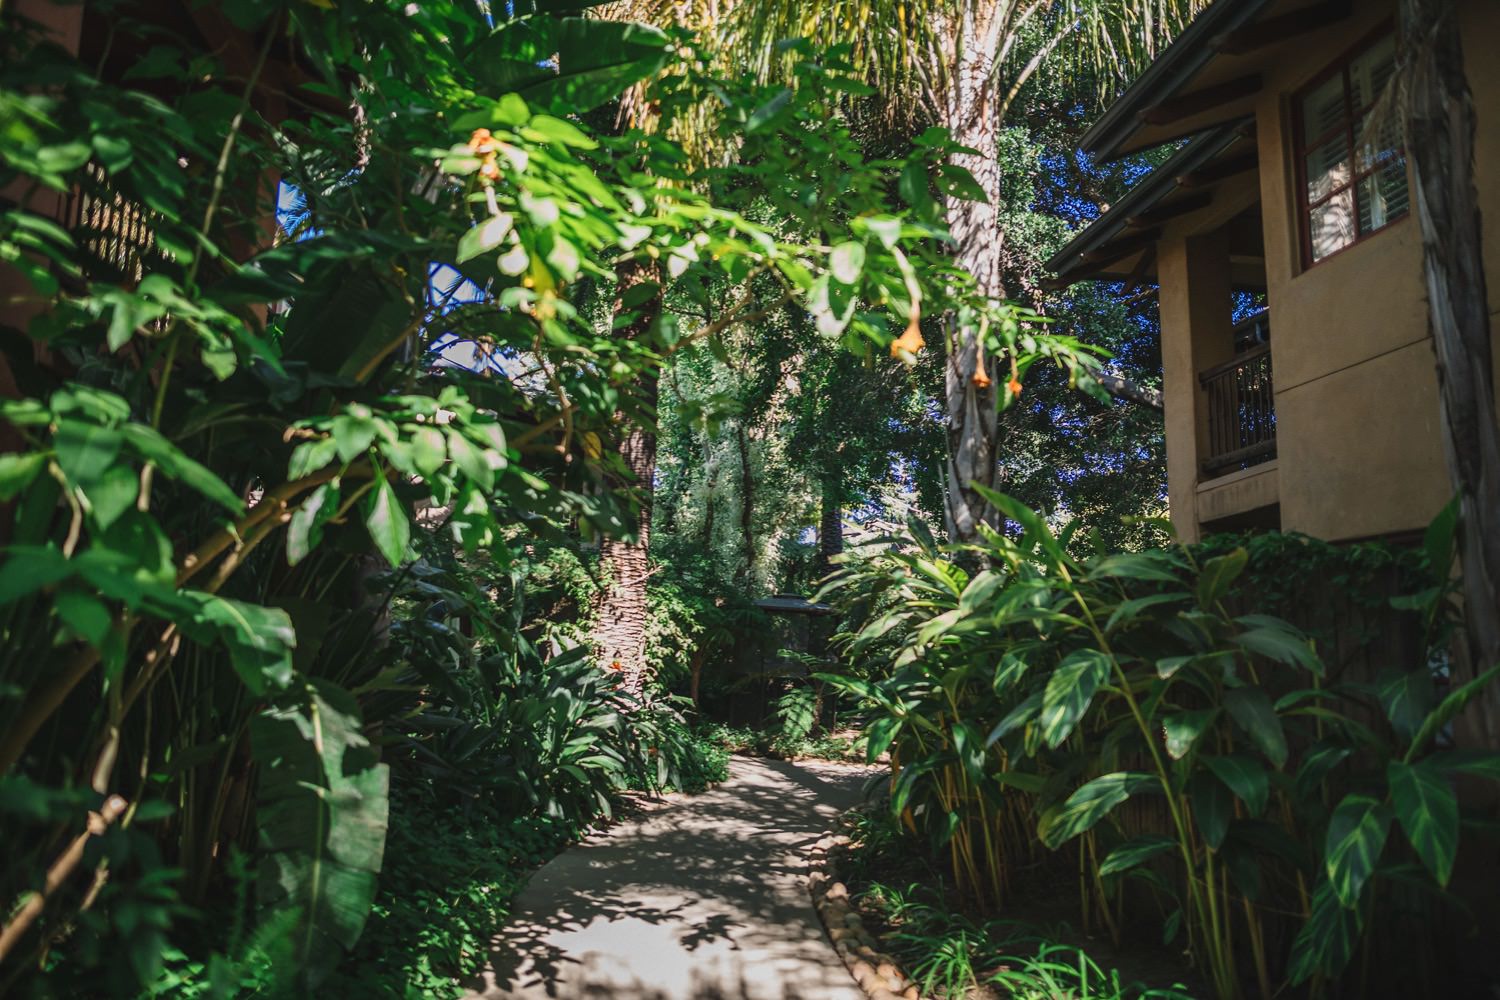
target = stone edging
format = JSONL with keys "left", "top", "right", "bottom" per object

{"left": 807, "top": 831, "right": 921, "bottom": 1000}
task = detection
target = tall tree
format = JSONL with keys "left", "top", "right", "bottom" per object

{"left": 610, "top": 0, "right": 1201, "bottom": 540}
{"left": 1398, "top": 0, "right": 1500, "bottom": 743}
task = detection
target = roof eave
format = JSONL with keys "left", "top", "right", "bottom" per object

{"left": 1079, "top": 0, "right": 1272, "bottom": 161}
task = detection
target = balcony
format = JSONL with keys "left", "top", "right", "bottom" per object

{"left": 1199, "top": 338, "right": 1275, "bottom": 479}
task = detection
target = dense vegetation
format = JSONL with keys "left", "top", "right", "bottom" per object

{"left": 1, "top": 1, "right": 1496, "bottom": 999}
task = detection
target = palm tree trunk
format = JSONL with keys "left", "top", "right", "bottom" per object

{"left": 592, "top": 259, "right": 661, "bottom": 699}
{"left": 1400, "top": 0, "right": 1500, "bottom": 744}
{"left": 941, "top": 6, "right": 1006, "bottom": 543}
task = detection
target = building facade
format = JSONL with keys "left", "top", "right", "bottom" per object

{"left": 1047, "top": 0, "right": 1500, "bottom": 543}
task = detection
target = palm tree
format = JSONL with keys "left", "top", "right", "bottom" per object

{"left": 1397, "top": 0, "right": 1500, "bottom": 744}
{"left": 606, "top": 0, "right": 1203, "bottom": 541}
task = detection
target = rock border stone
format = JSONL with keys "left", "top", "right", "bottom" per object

{"left": 807, "top": 830, "right": 922, "bottom": 1000}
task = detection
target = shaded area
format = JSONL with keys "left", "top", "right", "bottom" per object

{"left": 465, "top": 758, "right": 879, "bottom": 1000}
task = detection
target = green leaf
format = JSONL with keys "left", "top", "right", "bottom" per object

{"left": 54, "top": 420, "right": 123, "bottom": 486}
{"left": 84, "top": 464, "right": 139, "bottom": 530}
{"left": 522, "top": 114, "right": 596, "bottom": 148}
{"left": 1325, "top": 793, "right": 1391, "bottom": 907}
{"left": 1378, "top": 669, "right": 1436, "bottom": 743}
{"left": 1287, "top": 879, "right": 1363, "bottom": 984}
{"left": 1426, "top": 748, "right": 1500, "bottom": 780}
{"left": 456, "top": 212, "right": 514, "bottom": 264}
{"left": 1189, "top": 769, "right": 1233, "bottom": 849}
{"left": 1407, "top": 663, "right": 1500, "bottom": 760}
{"left": 56, "top": 591, "right": 112, "bottom": 647}
{"left": 0, "top": 452, "right": 46, "bottom": 500}
{"left": 1098, "top": 835, "right": 1176, "bottom": 877}
{"left": 288, "top": 437, "right": 339, "bottom": 481}
{"left": 286, "top": 482, "right": 338, "bottom": 567}
{"left": 121, "top": 424, "right": 243, "bottom": 513}
{"left": 1040, "top": 772, "right": 1158, "bottom": 849}
{"left": 829, "top": 242, "right": 865, "bottom": 285}
{"left": 1039, "top": 649, "right": 1111, "bottom": 749}
{"left": 364, "top": 477, "right": 410, "bottom": 569}
{"left": 253, "top": 680, "right": 390, "bottom": 990}
{"left": 1205, "top": 754, "right": 1269, "bottom": 817}
{"left": 331, "top": 412, "right": 378, "bottom": 464}
{"left": 409, "top": 427, "right": 447, "bottom": 478}
{"left": 1236, "top": 619, "right": 1322, "bottom": 675}
{"left": 1196, "top": 547, "right": 1247, "bottom": 607}
{"left": 745, "top": 88, "right": 793, "bottom": 133}
{"left": 1387, "top": 760, "right": 1458, "bottom": 886}
{"left": 1223, "top": 686, "right": 1289, "bottom": 769}
{"left": 446, "top": 429, "right": 494, "bottom": 491}
{"left": 1162, "top": 709, "right": 1218, "bottom": 760}
{"left": 986, "top": 691, "right": 1042, "bottom": 746}
{"left": 184, "top": 593, "right": 296, "bottom": 694}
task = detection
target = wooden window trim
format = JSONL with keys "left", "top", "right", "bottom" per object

{"left": 1291, "top": 21, "right": 1408, "bottom": 270}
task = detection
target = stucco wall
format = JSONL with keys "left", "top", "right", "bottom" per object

{"left": 1157, "top": 0, "right": 1499, "bottom": 543}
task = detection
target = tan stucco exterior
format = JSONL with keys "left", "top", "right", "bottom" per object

{"left": 1152, "top": 0, "right": 1500, "bottom": 543}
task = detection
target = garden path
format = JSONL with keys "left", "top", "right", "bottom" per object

{"left": 464, "top": 756, "right": 878, "bottom": 1000}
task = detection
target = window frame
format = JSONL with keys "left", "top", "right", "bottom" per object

{"left": 1291, "top": 23, "right": 1408, "bottom": 269}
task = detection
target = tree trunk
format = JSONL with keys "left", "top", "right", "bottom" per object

{"left": 735, "top": 419, "right": 756, "bottom": 586}
{"left": 1400, "top": 0, "right": 1500, "bottom": 746}
{"left": 591, "top": 260, "right": 662, "bottom": 699}
{"left": 941, "top": 7, "right": 1006, "bottom": 544}
{"left": 818, "top": 470, "right": 843, "bottom": 577}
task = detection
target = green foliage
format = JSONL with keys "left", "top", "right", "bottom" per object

{"left": 820, "top": 502, "right": 1498, "bottom": 999}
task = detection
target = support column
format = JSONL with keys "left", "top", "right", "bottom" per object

{"left": 1157, "top": 230, "right": 1234, "bottom": 542}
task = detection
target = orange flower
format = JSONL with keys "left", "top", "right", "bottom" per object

{"left": 889, "top": 317, "right": 925, "bottom": 360}
{"left": 972, "top": 364, "right": 992, "bottom": 389}
{"left": 1007, "top": 377, "right": 1023, "bottom": 396}
{"left": 609, "top": 659, "right": 624, "bottom": 672}
{"left": 479, "top": 155, "right": 500, "bottom": 181}
{"left": 467, "top": 128, "right": 495, "bottom": 153}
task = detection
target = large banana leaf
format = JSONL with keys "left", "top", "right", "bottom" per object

{"left": 252, "top": 680, "right": 391, "bottom": 989}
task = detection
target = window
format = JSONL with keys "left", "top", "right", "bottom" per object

{"left": 1293, "top": 33, "right": 1409, "bottom": 265}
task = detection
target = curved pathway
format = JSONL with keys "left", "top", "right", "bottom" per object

{"left": 464, "top": 756, "right": 878, "bottom": 1000}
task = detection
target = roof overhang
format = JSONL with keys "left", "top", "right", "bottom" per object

{"left": 1044, "top": 122, "right": 1255, "bottom": 288}
{"left": 1080, "top": 0, "right": 1356, "bottom": 160}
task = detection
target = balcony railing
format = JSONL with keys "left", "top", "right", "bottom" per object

{"left": 1200, "top": 342, "right": 1276, "bottom": 477}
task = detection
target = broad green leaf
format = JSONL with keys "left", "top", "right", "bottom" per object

{"left": 409, "top": 426, "right": 447, "bottom": 478}
{"left": 54, "top": 421, "right": 123, "bottom": 486}
{"left": 84, "top": 464, "right": 139, "bottom": 530}
{"left": 522, "top": 114, "right": 596, "bottom": 148}
{"left": 1376, "top": 669, "right": 1435, "bottom": 745}
{"left": 1039, "top": 649, "right": 1111, "bottom": 748}
{"left": 1325, "top": 793, "right": 1391, "bottom": 907}
{"left": 1406, "top": 663, "right": 1500, "bottom": 760}
{"left": 456, "top": 212, "right": 513, "bottom": 263}
{"left": 1224, "top": 686, "right": 1289, "bottom": 768}
{"left": 253, "top": 680, "right": 390, "bottom": 990}
{"left": 121, "top": 423, "right": 243, "bottom": 513}
{"left": 1205, "top": 754, "right": 1269, "bottom": 816}
{"left": 1098, "top": 835, "right": 1176, "bottom": 877}
{"left": 986, "top": 691, "right": 1042, "bottom": 747}
{"left": 1287, "top": 879, "right": 1363, "bottom": 984}
{"left": 1040, "top": 772, "right": 1158, "bottom": 849}
{"left": 1427, "top": 748, "right": 1500, "bottom": 780}
{"left": 331, "top": 412, "right": 378, "bottom": 463}
{"left": 1196, "top": 547, "right": 1247, "bottom": 607}
{"left": 288, "top": 436, "right": 339, "bottom": 481}
{"left": 184, "top": 593, "right": 296, "bottom": 693}
{"left": 56, "top": 591, "right": 111, "bottom": 647}
{"left": 1089, "top": 551, "right": 1181, "bottom": 583}
{"left": 1236, "top": 619, "right": 1322, "bottom": 675}
{"left": 1387, "top": 760, "right": 1457, "bottom": 886}
{"left": 365, "top": 476, "right": 410, "bottom": 568}
{"left": 286, "top": 482, "right": 338, "bottom": 567}
{"left": 1189, "top": 769, "right": 1233, "bottom": 849}
{"left": 1162, "top": 709, "right": 1217, "bottom": 760}
{"left": 0, "top": 452, "right": 46, "bottom": 500}
{"left": 446, "top": 429, "right": 494, "bottom": 491}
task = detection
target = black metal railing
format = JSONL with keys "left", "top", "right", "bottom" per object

{"left": 1200, "top": 341, "right": 1276, "bottom": 477}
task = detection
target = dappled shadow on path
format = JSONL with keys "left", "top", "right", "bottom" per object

{"left": 465, "top": 757, "right": 876, "bottom": 1000}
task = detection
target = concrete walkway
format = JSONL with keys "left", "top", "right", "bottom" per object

{"left": 464, "top": 756, "right": 878, "bottom": 1000}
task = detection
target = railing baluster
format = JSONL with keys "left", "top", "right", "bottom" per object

{"left": 1199, "top": 340, "right": 1276, "bottom": 478}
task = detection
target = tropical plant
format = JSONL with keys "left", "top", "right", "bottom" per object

{"left": 820, "top": 497, "right": 1500, "bottom": 999}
